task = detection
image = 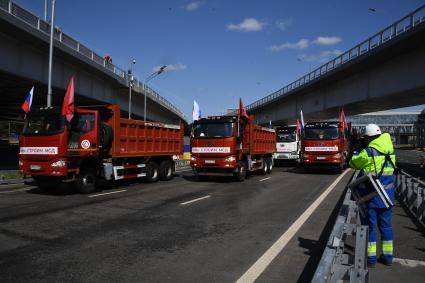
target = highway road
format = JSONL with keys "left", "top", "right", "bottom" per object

{"left": 0, "top": 167, "right": 351, "bottom": 282}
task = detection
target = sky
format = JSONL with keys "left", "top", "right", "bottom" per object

{"left": 15, "top": 0, "right": 425, "bottom": 119}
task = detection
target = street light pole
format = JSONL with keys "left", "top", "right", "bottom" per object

{"left": 128, "top": 58, "right": 136, "bottom": 119}
{"left": 47, "top": 0, "right": 56, "bottom": 107}
{"left": 144, "top": 65, "right": 167, "bottom": 122}
{"left": 44, "top": 0, "right": 48, "bottom": 22}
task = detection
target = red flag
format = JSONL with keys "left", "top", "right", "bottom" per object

{"left": 62, "top": 77, "right": 75, "bottom": 122}
{"left": 340, "top": 108, "right": 348, "bottom": 130}
{"left": 239, "top": 97, "right": 249, "bottom": 120}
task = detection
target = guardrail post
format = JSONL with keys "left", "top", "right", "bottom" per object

{"left": 420, "top": 187, "right": 425, "bottom": 224}
{"left": 8, "top": 0, "right": 11, "bottom": 13}
{"left": 77, "top": 41, "right": 80, "bottom": 52}
{"left": 416, "top": 184, "right": 422, "bottom": 221}
{"left": 350, "top": 224, "right": 368, "bottom": 281}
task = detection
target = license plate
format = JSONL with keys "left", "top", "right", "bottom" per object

{"left": 317, "top": 157, "right": 326, "bottom": 160}
{"left": 205, "top": 160, "right": 215, "bottom": 164}
{"left": 30, "top": 164, "right": 41, "bottom": 170}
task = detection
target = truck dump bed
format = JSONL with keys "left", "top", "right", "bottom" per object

{"left": 244, "top": 117, "right": 276, "bottom": 155}
{"left": 98, "top": 105, "right": 183, "bottom": 158}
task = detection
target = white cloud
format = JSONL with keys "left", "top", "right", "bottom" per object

{"left": 185, "top": 1, "right": 204, "bottom": 11}
{"left": 275, "top": 18, "right": 293, "bottom": 31}
{"left": 153, "top": 64, "right": 187, "bottom": 73}
{"left": 298, "top": 49, "right": 343, "bottom": 63}
{"left": 227, "top": 18, "right": 266, "bottom": 32}
{"left": 313, "top": 36, "right": 342, "bottom": 46}
{"left": 267, "top": 39, "right": 310, "bottom": 52}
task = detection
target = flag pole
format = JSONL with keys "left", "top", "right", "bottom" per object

{"left": 47, "top": 0, "right": 56, "bottom": 108}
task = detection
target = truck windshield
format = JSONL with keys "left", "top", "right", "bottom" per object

{"left": 277, "top": 129, "right": 296, "bottom": 142}
{"left": 22, "top": 114, "right": 65, "bottom": 136}
{"left": 193, "top": 122, "right": 233, "bottom": 138}
{"left": 304, "top": 127, "right": 339, "bottom": 140}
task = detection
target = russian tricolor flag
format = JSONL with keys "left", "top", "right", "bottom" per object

{"left": 21, "top": 87, "right": 34, "bottom": 113}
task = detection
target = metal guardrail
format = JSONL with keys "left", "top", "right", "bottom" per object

{"left": 246, "top": 4, "right": 425, "bottom": 112}
{"left": 396, "top": 170, "right": 425, "bottom": 226}
{"left": 312, "top": 171, "right": 369, "bottom": 283}
{"left": 0, "top": 0, "right": 187, "bottom": 121}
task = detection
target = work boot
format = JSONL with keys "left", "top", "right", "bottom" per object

{"left": 380, "top": 255, "right": 393, "bottom": 266}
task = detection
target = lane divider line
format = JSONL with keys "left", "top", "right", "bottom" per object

{"left": 180, "top": 195, "right": 211, "bottom": 206}
{"left": 88, "top": 190, "right": 127, "bottom": 198}
{"left": 236, "top": 169, "right": 351, "bottom": 283}
{"left": 259, "top": 177, "right": 271, "bottom": 182}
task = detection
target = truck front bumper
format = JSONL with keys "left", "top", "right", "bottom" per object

{"left": 20, "top": 160, "right": 68, "bottom": 177}
{"left": 274, "top": 152, "right": 299, "bottom": 160}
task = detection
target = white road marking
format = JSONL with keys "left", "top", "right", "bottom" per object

{"left": 259, "top": 177, "right": 271, "bottom": 182}
{"left": 394, "top": 258, "right": 425, "bottom": 267}
{"left": 88, "top": 190, "right": 127, "bottom": 198}
{"left": 236, "top": 169, "right": 351, "bottom": 283}
{"left": 180, "top": 195, "right": 211, "bottom": 205}
{"left": 0, "top": 187, "right": 36, "bottom": 194}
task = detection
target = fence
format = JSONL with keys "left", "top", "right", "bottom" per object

{"left": 0, "top": 0, "right": 186, "bottom": 121}
{"left": 312, "top": 171, "right": 369, "bottom": 283}
{"left": 396, "top": 170, "right": 425, "bottom": 226}
{"left": 246, "top": 4, "right": 425, "bottom": 111}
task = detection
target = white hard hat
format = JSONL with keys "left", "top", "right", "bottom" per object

{"left": 365, "top": 124, "right": 381, "bottom": 137}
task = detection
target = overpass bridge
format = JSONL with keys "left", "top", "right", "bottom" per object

{"left": 247, "top": 5, "right": 425, "bottom": 125}
{"left": 0, "top": 0, "right": 187, "bottom": 124}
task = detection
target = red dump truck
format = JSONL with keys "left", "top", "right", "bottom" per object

{"left": 302, "top": 121, "right": 348, "bottom": 172}
{"left": 190, "top": 115, "right": 276, "bottom": 181}
{"left": 19, "top": 104, "right": 184, "bottom": 193}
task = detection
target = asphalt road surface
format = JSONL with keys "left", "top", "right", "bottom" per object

{"left": 0, "top": 167, "right": 351, "bottom": 282}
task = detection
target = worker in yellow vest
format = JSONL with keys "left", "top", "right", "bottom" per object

{"left": 349, "top": 124, "right": 396, "bottom": 267}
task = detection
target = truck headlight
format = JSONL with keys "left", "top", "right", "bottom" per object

{"left": 225, "top": 156, "right": 236, "bottom": 162}
{"left": 51, "top": 160, "right": 66, "bottom": 167}
{"left": 303, "top": 153, "right": 310, "bottom": 158}
{"left": 190, "top": 156, "right": 197, "bottom": 162}
{"left": 332, "top": 153, "right": 342, "bottom": 158}
{"left": 18, "top": 159, "right": 23, "bottom": 166}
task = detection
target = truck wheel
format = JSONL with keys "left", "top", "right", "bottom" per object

{"left": 266, "top": 158, "right": 273, "bottom": 174}
{"left": 336, "top": 163, "right": 344, "bottom": 174}
{"left": 76, "top": 169, "right": 97, "bottom": 194}
{"left": 235, "top": 161, "right": 247, "bottom": 182}
{"left": 261, "top": 159, "right": 267, "bottom": 175}
{"left": 159, "top": 160, "right": 174, "bottom": 181}
{"left": 145, "top": 161, "right": 159, "bottom": 183}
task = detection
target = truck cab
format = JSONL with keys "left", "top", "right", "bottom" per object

{"left": 274, "top": 126, "right": 300, "bottom": 165}
{"left": 190, "top": 116, "right": 239, "bottom": 179}
{"left": 190, "top": 115, "right": 276, "bottom": 181}
{"left": 19, "top": 107, "right": 103, "bottom": 189}
{"left": 302, "top": 121, "right": 348, "bottom": 172}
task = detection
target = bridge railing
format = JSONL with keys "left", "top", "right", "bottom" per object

{"left": 312, "top": 170, "right": 369, "bottom": 283}
{"left": 246, "top": 4, "right": 425, "bottom": 111}
{"left": 396, "top": 170, "right": 425, "bottom": 226}
{"left": 0, "top": 0, "right": 187, "bottom": 121}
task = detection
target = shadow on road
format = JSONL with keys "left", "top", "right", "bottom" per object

{"left": 296, "top": 185, "right": 348, "bottom": 283}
